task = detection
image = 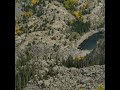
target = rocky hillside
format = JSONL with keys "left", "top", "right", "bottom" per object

{"left": 15, "top": 0, "right": 105, "bottom": 90}
{"left": 23, "top": 65, "right": 105, "bottom": 90}
{"left": 85, "top": 38, "right": 105, "bottom": 65}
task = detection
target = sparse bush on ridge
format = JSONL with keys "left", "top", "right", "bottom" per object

{"left": 63, "top": 55, "right": 86, "bottom": 68}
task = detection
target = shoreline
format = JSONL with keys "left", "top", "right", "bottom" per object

{"left": 76, "top": 28, "right": 105, "bottom": 48}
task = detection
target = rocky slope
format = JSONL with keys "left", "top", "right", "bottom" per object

{"left": 23, "top": 65, "right": 105, "bottom": 90}
{"left": 15, "top": 0, "right": 105, "bottom": 90}
{"left": 84, "top": 38, "right": 105, "bottom": 65}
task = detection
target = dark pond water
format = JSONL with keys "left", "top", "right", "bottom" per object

{"left": 78, "top": 31, "right": 104, "bottom": 50}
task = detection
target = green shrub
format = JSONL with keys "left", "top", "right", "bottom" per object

{"left": 36, "top": 10, "right": 43, "bottom": 17}
{"left": 68, "top": 32, "right": 80, "bottom": 41}
{"left": 64, "top": 0, "right": 77, "bottom": 11}
{"left": 64, "top": 55, "right": 83, "bottom": 68}
{"left": 82, "top": 9, "right": 90, "bottom": 15}
{"left": 72, "top": 19, "right": 90, "bottom": 35}
{"left": 68, "top": 19, "right": 75, "bottom": 26}
{"left": 66, "top": 55, "right": 74, "bottom": 67}
{"left": 63, "top": 55, "right": 87, "bottom": 68}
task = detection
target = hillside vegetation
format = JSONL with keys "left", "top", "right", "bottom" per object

{"left": 15, "top": 0, "right": 105, "bottom": 90}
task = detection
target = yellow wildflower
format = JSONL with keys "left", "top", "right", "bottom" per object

{"left": 31, "top": 0, "right": 39, "bottom": 5}
{"left": 73, "top": 11, "right": 82, "bottom": 19}
{"left": 98, "top": 83, "right": 104, "bottom": 90}
{"left": 15, "top": 25, "right": 23, "bottom": 35}
{"left": 22, "top": 11, "right": 33, "bottom": 17}
{"left": 74, "top": 56, "right": 85, "bottom": 61}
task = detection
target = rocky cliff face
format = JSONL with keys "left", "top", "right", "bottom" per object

{"left": 15, "top": 0, "right": 105, "bottom": 90}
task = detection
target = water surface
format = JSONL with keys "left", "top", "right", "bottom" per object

{"left": 78, "top": 31, "right": 104, "bottom": 50}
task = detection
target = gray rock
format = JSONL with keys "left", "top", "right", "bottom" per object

{"left": 44, "top": 80, "right": 50, "bottom": 87}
